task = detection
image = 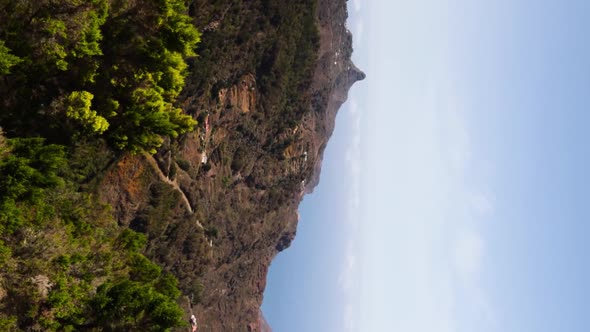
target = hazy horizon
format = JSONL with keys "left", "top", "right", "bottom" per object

{"left": 264, "top": 1, "right": 590, "bottom": 331}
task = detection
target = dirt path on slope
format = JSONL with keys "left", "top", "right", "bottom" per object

{"left": 143, "top": 152, "right": 203, "bottom": 229}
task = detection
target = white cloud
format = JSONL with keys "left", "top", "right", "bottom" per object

{"left": 352, "top": 0, "right": 361, "bottom": 12}
{"left": 338, "top": 249, "right": 356, "bottom": 291}
{"left": 439, "top": 98, "right": 472, "bottom": 174}
{"left": 440, "top": 94, "right": 496, "bottom": 331}
{"left": 354, "top": 19, "right": 364, "bottom": 44}
{"left": 346, "top": 98, "right": 363, "bottom": 230}
{"left": 470, "top": 193, "right": 495, "bottom": 216}
{"left": 357, "top": 74, "right": 497, "bottom": 331}
{"left": 343, "top": 303, "right": 355, "bottom": 331}
{"left": 339, "top": 241, "right": 359, "bottom": 331}
{"left": 453, "top": 230, "right": 484, "bottom": 281}
{"left": 452, "top": 229, "right": 496, "bottom": 328}
{"left": 349, "top": 99, "right": 358, "bottom": 115}
{"left": 340, "top": 97, "right": 363, "bottom": 331}
{"left": 349, "top": 0, "right": 502, "bottom": 330}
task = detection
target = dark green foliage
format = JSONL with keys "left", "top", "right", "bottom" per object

{"left": 176, "top": 158, "right": 191, "bottom": 172}
{"left": 0, "top": 138, "right": 65, "bottom": 233}
{"left": 188, "top": 279, "right": 204, "bottom": 305}
{"left": 221, "top": 175, "right": 232, "bottom": 188}
{"left": 0, "top": 40, "right": 21, "bottom": 74}
{"left": 205, "top": 226, "right": 219, "bottom": 238}
{"left": 45, "top": 276, "right": 90, "bottom": 328}
{"left": 65, "top": 138, "right": 115, "bottom": 189}
{"left": 0, "top": 0, "right": 328, "bottom": 329}
{"left": 0, "top": 240, "right": 10, "bottom": 265}
{"left": 185, "top": 0, "right": 319, "bottom": 172}
{"left": 154, "top": 273, "right": 182, "bottom": 299}
{"left": 129, "top": 253, "right": 162, "bottom": 283}
{"left": 117, "top": 228, "right": 148, "bottom": 253}
{"left": 0, "top": 0, "right": 199, "bottom": 153}
{"left": 168, "top": 161, "right": 177, "bottom": 179}
{"left": 0, "top": 315, "right": 18, "bottom": 331}
{"left": 0, "top": 132, "right": 185, "bottom": 331}
{"left": 0, "top": 138, "right": 65, "bottom": 199}
{"left": 0, "top": 0, "right": 206, "bottom": 330}
{"left": 94, "top": 0, "right": 200, "bottom": 153}
{"left": 92, "top": 278, "right": 184, "bottom": 331}
{"left": 87, "top": 245, "right": 184, "bottom": 331}
{"left": 130, "top": 182, "right": 182, "bottom": 238}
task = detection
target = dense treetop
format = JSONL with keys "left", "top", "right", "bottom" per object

{"left": 0, "top": 0, "right": 199, "bottom": 153}
{"left": 0, "top": 0, "right": 201, "bottom": 330}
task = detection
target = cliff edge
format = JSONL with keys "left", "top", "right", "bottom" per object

{"left": 98, "top": 0, "right": 363, "bottom": 330}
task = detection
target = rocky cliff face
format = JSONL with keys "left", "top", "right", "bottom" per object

{"left": 98, "top": 0, "right": 363, "bottom": 330}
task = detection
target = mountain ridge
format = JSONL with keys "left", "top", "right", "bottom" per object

{"left": 98, "top": 0, "right": 363, "bottom": 330}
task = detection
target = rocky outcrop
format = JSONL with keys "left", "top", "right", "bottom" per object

{"left": 218, "top": 74, "right": 258, "bottom": 114}
{"left": 191, "top": 0, "right": 363, "bottom": 328}
{"left": 98, "top": 0, "right": 363, "bottom": 330}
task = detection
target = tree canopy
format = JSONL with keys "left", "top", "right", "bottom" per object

{"left": 0, "top": 0, "right": 199, "bottom": 153}
{"left": 0, "top": 131, "right": 186, "bottom": 331}
{"left": 0, "top": 0, "right": 201, "bottom": 329}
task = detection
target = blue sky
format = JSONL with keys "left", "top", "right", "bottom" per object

{"left": 263, "top": 0, "right": 590, "bottom": 331}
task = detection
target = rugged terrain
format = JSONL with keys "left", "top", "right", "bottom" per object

{"left": 0, "top": 0, "right": 362, "bottom": 330}
{"left": 99, "top": 0, "right": 363, "bottom": 330}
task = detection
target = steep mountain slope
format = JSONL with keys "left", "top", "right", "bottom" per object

{"left": 98, "top": 0, "right": 364, "bottom": 330}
